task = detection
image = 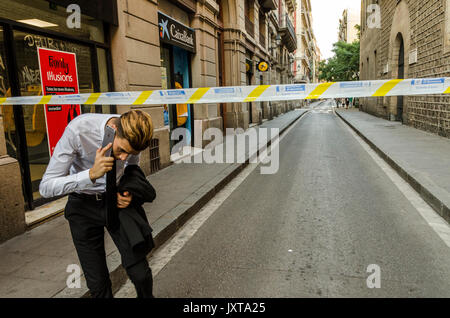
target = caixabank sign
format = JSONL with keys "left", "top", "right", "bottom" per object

{"left": 158, "top": 11, "right": 196, "bottom": 53}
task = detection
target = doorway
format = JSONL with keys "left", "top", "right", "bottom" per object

{"left": 160, "top": 44, "right": 194, "bottom": 152}
{"left": 396, "top": 34, "right": 404, "bottom": 123}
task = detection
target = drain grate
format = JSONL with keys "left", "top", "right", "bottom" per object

{"left": 149, "top": 138, "right": 160, "bottom": 174}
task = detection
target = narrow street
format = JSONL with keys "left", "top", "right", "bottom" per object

{"left": 116, "top": 100, "right": 450, "bottom": 298}
{"left": 3, "top": 0, "right": 450, "bottom": 305}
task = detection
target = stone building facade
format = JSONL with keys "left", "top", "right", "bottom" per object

{"left": 360, "top": 0, "right": 450, "bottom": 138}
{"left": 221, "top": 0, "right": 297, "bottom": 127}
{"left": 294, "top": 0, "right": 320, "bottom": 84}
{"left": 0, "top": 0, "right": 299, "bottom": 242}
{"left": 338, "top": 8, "right": 360, "bottom": 44}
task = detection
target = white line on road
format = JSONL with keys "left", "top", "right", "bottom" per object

{"left": 115, "top": 110, "right": 310, "bottom": 298}
{"left": 337, "top": 109, "right": 450, "bottom": 249}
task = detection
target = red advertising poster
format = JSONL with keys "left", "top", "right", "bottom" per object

{"left": 37, "top": 47, "right": 81, "bottom": 156}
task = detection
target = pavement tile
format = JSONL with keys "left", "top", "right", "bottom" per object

{"left": 50, "top": 222, "right": 72, "bottom": 239}
{"left": 10, "top": 253, "right": 79, "bottom": 284}
{"left": 26, "top": 237, "right": 75, "bottom": 258}
{"left": 0, "top": 251, "right": 40, "bottom": 275}
{"left": 0, "top": 274, "right": 65, "bottom": 298}
{"left": 0, "top": 231, "right": 51, "bottom": 254}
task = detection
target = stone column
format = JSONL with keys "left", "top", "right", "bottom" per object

{"left": 110, "top": 0, "right": 170, "bottom": 172}
{"left": 223, "top": 29, "right": 249, "bottom": 130}
{"left": 0, "top": 107, "right": 26, "bottom": 243}
{"left": 191, "top": 0, "right": 223, "bottom": 148}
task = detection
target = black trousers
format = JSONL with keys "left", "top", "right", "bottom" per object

{"left": 65, "top": 194, "right": 154, "bottom": 298}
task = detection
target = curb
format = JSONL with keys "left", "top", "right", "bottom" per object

{"left": 336, "top": 111, "right": 450, "bottom": 225}
{"left": 54, "top": 108, "right": 309, "bottom": 298}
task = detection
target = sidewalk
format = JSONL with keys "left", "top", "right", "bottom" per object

{"left": 336, "top": 109, "right": 450, "bottom": 224}
{"left": 0, "top": 108, "right": 308, "bottom": 298}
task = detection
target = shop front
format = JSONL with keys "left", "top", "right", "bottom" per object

{"left": 0, "top": 0, "right": 116, "bottom": 210}
{"left": 158, "top": 11, "right": 196, "bottom": 152}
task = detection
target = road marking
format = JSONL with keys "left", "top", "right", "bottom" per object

{"left": 115, "top": 110, "right": 311, "bottom": 297}
{"left": 338, "top": 111, "right": 450, "bottom": 249}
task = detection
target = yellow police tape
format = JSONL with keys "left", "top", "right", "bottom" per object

{"left": 1, "top": 78, "right": 450, "bottom": 106}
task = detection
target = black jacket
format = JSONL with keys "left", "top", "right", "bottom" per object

{"left": 114, "top": 165, "right": 156, "bottom": 267}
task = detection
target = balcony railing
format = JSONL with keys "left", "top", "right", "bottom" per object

{"left": 285, "top": 14, "right": 295, "bottom": 42}
{"left": 258, "top": 0, "right": 277, "bottom": 12}
{"left": 245, "top": 16, "right": 254, "bottom": 38}
{"left": 279, "top": 14, "right": 297, "bottom": 52}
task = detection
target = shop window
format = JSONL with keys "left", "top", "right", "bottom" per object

{"left": 0, "top": 1, "right": 111, "bottom": 209}
{"left": 0, "top": 26, "right": 17, "bottom": 159}
{"left": 0, "top": 0, "right": 105, "bottom": 43}
{"left": 160, "top": 46, "right": 172, "bottom": 129}
{"left": 14, "top": 30, "right": 95, "bottom": 201}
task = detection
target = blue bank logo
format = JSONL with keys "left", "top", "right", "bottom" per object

{"left": 159, "top": 19, "right": 170, "bottom": 40}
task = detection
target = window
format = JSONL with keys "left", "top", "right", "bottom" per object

{"left": 0, "top": 26, "right": 16, "bottom": 159}
{"left": 259, "top": 12, "right": 266, "bottom": 48}
{"left": 0, "top": 0, "right": 105, "bottom": 43}
{"left": 245, "top": 0, "right": 255, "bottom": 38}
{"left": 13, "top": 30, "right": 97, "bottom": 200}
{"left": 0, "top": 0, "right": 112, "bottom": 208}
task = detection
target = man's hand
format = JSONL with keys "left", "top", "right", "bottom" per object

{"left": 117, "top": 191, "right": 133, "bottom": 209}
{"left": 89, "top": 143, "right": 114, "bottom": 183}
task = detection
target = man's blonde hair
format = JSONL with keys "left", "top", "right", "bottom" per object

{"left": 117, "top": 110, "right": 153, "bottom": 151}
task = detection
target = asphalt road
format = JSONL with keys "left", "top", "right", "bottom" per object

{"left": 121, "top": 100, "right": 450, "bottom": 297}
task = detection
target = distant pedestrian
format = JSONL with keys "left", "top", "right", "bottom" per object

{"left": 345, "top": 98, "right": 350, "bottom": 109}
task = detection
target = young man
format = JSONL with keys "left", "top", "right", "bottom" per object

{"left": 40, "top": 109, "right": 154, "bottom": 298}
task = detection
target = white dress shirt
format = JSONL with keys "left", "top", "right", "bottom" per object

{"left": 39, "top": 113, "right": 140, "bottom": 198}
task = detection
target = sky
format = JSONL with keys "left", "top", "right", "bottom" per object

{"left": 310, "top": 0, "right": 361, "bottom": 60}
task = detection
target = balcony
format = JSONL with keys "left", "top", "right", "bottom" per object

{"left": 259, "top": 0, "right": 277, "bottom": 13}
{"left": 269, "top": 11, "right": 279, "bottom": 30}
{"left": 245, "top": 16, "right": 255, "bottom": 38}
{"left": 280, "top": 14, "right": 297, "bottom": 52}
